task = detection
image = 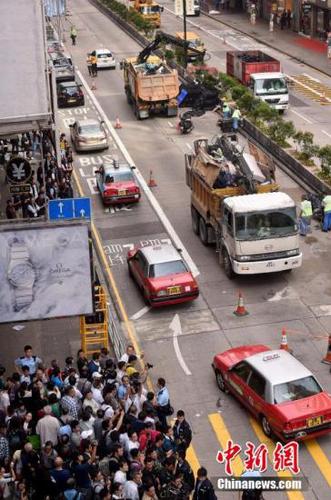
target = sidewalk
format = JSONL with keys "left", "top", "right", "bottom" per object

{"left": 201, "top": 8, "right": 331, "bottom": 77}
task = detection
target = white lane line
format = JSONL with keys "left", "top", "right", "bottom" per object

{"left": 290, "top": 109, "right": 313, "bottom": 124}
{"left": 303, "top": 73, "right": 320, "bottom": 83}
{"left": 168, "top": 121, "right": 174, "bottom": 128}
{"left": 130, "top": 306, "right": 150, "bottom": 321}
{"left": 76, "top": 69, "right": 199, "bottom": 278}
{"left": 169, "top": 314, "right": 192, "bottom": 376}
{"left": 186, "top": 143, "right": 194, "bottom": 152}
{"left": 322, "top": 130, "right": 331, "bottom": 139}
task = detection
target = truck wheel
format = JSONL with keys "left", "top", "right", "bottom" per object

{"left": 126, "top": 90, "right": 133, "bottom": 105}
{"left": 134, "top": 105, "right": 141, "bottom": 120}
{"left": 222, "top": 249, "right": 234, "bottom": 279}
{"left": 199, "top": 218, "right": 209, "bottom": 246}
{"left": 191, "top": 207, "right": 200, "bottom": 235}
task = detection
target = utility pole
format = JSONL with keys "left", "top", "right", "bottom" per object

{"left": 183, "top": 0, "right": 188, "bottom": 69}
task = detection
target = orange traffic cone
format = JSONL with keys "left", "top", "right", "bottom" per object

{"left": 114, "top": 117, "right": 122, "bottom": 129}
{"left": 148, "top": 170, "right": 157, "bottom": 188}
{"left": 90, "top": 78, "right": 97, "bottom": 91}
{"left": 280, "top": 328, "right": 292, "bottom": 353}
{"left": 322, "top": 334, "right": 331, "bottom": 364}
{"left": 233, "top": 291, "right": 249, "bottom": 316}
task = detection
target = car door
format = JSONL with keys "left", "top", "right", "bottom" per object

{"left": 227, "top": 361, "right": 252, "bottom": 407}
{"left": 96, "top": 166, "right": 105, "bottom": 193}
{"left": 130, "top": 251, "right": 147, "bottom": 289}
{"left": 244, "top": 369, "right": 267, "bottom": 418}
{"left": 222, "top": 207, "right": 236, "bottom": 257}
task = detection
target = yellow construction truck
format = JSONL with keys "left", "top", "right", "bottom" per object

{"left": 175, "top": 32, "right": 205, "bottom": 64}
{"left": 122, "top": 31, "right": 203, "bottom": 119}
{"left": 186, "top": 134, "right": 302, "bottom": 278}
{"left": 130, "top": 0, "right": 163, "bottom": 28}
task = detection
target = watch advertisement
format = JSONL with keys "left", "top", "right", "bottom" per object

{"left": 0, "top": 223, "right": 93, "bottom": 323}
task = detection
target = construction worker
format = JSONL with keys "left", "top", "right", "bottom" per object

{"left": 86, "top": 53, "right": 93, "bottom": 77}
{"left": 322, "top": 193, "right": 331, "bottom": 232}
{"left": 90, "top": 51, "right": 98, "bottom": 77}
{"left": 222, "top": 100, "right": 230, "bottom": 118}
{"left": 231, "top": 106, "right": 241, "bottom": 131}
{"left": 70, "top": 25, "right": 77, "bottom": 46}
{"left": 299, "top": 194, "right": 313, "bottom": 236}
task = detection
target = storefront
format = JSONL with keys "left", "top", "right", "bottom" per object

{"left": 300, "top": 0, "right": 331, "bottom": 37}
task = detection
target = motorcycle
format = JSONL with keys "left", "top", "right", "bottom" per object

{"left": 177, "top": 112, "right": 194, "bottom": 134}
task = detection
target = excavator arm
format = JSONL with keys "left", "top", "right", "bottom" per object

{"left": 137, "top": 31, "right": 205, "bottom": 64}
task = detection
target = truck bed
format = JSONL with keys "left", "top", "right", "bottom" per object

{"left": 227, "top": 50, "right": 281, "bottom": 86}
{"left": 136, "top": 71, "right": 179, "bottom": 102}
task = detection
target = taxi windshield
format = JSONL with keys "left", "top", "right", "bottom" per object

{"left": 112, "top": 172, "right": 134, "bottom": 182}
{"left": 79, "top": 124, "right": 102, "bottom": 134}
{"left": 274, "top": 376, "right": 322, "bottom": 404}
{"left": 149, "top": 260, "right": 187, "bottom": 278}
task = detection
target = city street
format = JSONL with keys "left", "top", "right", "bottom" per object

{"left": 47, "top": 0, "right": 331, "bottom": 497}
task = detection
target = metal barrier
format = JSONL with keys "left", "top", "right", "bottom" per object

{"left": 107, "top": 304, "right": 126, "bottom": 360}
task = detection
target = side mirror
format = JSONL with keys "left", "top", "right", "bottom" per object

{"left": 130, "top": 165, "right": 136, "bottom": 170}
{"left": 160, "top": 6, "right": 164, "bottom": 12}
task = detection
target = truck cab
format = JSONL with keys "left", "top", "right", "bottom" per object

{"left": 132, "top": 0, "right": 163, "bottom": 28}
{"left": 250, "top": 72, "right": 289, "bottom": 112}
{"left": 220, "top": 192, "right": 302, "bottom": 277}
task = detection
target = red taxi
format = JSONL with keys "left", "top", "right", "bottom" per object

{"left": 212, "top": 345, "right": 331, "bottom": 441}
{"left": 127, "top": 243, "right": 199, "bottom": 307}
{"left": 95, "top": 162, "right": 140, "bottom": 205}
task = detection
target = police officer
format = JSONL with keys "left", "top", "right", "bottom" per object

{"left": 322, "top": 193, "right": 331, "bottom": 232}
{"left": 90, "top": 51, "right": 98, "bottom": 77}
{"left": 193, "top": 467, "right": 217, "bottom": 500}
{"left": 299, "top": 194, "right": 313, "bottom": 236}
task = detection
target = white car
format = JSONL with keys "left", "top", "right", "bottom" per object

{"left": 95, "top": 49, "right": 116, "bottom": 69}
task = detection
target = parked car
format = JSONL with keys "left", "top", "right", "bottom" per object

{"left": 212, "top": 345, "right": 331, "bottom": 441}
{"left": 90, "top": 48, "right": 116, "bottom": 69}
{"left": 127, "top": 243, "right": 199, "bottom": 307}
{"left": 95, "top": 162, "right": 140, "bottom": 205}
{"left": 70, "top": 119, "right": 108, "bottom": 152}
{"left": 57, "top": 81, "right": 85, "bottom": 108}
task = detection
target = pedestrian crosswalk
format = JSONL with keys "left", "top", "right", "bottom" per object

{"left": 185, "top": 411, "right": 331, "bottom": 499}
{"left": 289, "top": 74, "right": 331, "bottom": 105}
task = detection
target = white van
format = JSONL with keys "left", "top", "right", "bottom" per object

{"left": 95, "top": 48, "right": 116, "bottom": 69}
{"left": 192, "top": 0, "right": 200, "bottom": 16}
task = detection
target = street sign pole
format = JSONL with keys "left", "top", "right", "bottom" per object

{"left": 183, "top": 0, "right": 187, "bottom": 69}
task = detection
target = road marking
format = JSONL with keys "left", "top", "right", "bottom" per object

{"left": 290, "top": 109, "right": 313, "bottom": 124}
{"left": 186, "top": 445, "right": 200, "bottom": 477}
{"left": 209, "top": 413, "right": 244, "bottom": 477}
{"left": 305, "top": 439, "right": 331, "bottom": 488}
{"left": 168, "top": 121, "right": 174, "bottom": 128}
{"left": 322, "top": 130, "right": 331, "bottom": 139}
{"left": 303, "top": 73, "right": 320, "bottom": 83}
{"left": 287, "top": 74, "right": 331, "bottom": 103}
{"left": 250, "top": 418, "right": 304, "bottom": 500}
{"left": 130, "top": 306, "right": 150, "bottom": 321}
{"left": 186, "top": 143, "right": 194, "bottom": 152}
{"left": 169, "top": 314, "right": 192, "bottom": 376}
{"left": 76, "top": 69, "right": 199, "bottom": 278}
{"left": 86, "top": 177, "right": 98, "bottom": 194}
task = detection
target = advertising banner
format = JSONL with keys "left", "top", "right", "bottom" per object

{"left": 0, "top": 223, "right": 93, "bottom": 323}
{"left": 44, "top": 0, "right": 66, "bottom": 17}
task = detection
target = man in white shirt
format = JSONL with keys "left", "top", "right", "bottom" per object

{"left": 123, "top": 471, "right": 142, "bottom": 500}
{"left": 36, "top": 406, "right": 60, "bottom": 447}
{"left": 113, "top": 459, "right": 129, "bottom": 485}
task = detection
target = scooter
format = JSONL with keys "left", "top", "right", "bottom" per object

{"left": 177, "top": 112, "right": 194, "bottom": 134}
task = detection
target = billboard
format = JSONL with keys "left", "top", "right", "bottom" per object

{"left": 44, "top": 0, "right": 66, "bottom": 17}
{"left": 0, "top": 223, "right": 93, "bottom": 323}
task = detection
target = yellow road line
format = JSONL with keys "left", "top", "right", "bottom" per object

{"left": 209, "top": 413, "right": 245, "bottom": 477}
{"left": 305, "top": 439, "right": 331, "bottom": 489}
{"left": 72, "top": 170, "right": 201, "bottom": 474}
{"left": 250, "top": 418, "right": 304, "bottom": 500}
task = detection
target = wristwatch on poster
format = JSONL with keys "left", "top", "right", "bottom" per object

{"left": 7, "top": 240, "right": 36, "bottom": 311}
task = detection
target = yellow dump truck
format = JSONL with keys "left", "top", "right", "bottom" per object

{"left": 130, "top": 0, "right": 163, "bottom": 28}
{"left": 123, "top": 55, "right": 179, "bottom": 119}
{"left": 186, "top": 135, "right": 302, "bottom": 278}
{"left": 175, "top": 32, "right": 205, "bottom": 63}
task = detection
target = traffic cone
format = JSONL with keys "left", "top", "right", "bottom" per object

{"left": 279, "top": 328, "right": 292, "bottom": 353}
{"left": 148, "top": 170, "right": 157, "bottom": 188}
{"left": 322, "top": 334, "right": 331, "bottom": 364}
{"left": 233, "top": 291, "right": 249, "bottom": 316}
{"left": 114, "top": 117, "right": 122, "bottom": 129}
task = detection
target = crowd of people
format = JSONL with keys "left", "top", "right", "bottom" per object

{"left": 0, "top": 344, "right": 218, "bottom": 500}
{"left": 0, "top": 131, "right": 74, "bottom": 221}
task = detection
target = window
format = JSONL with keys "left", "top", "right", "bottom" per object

{"left": 248, "top": 370, "right": 266, "bottom": 399}
{"left": 273, "top": 376, "right": 322, "bottom": 404}
{"left": 149, "top": 260, "right": 187, "bottom": 278}
{"left": 235, "top": 207, "right": 297, "bottom": 240}
{"left": 113, "top": 172, "right": 134, "bottom": 182}
{"left": 232, "top": 362, "right": 252, "bottom": 383}
{"left": 224, "top": 208, "right": 233, "bottom": 235}
{"left": 136, "top": 252, "right": 148, "bottom": 276}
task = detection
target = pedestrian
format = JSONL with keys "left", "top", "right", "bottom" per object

{"left": 36, "top": 405, "right": 60, "bottom": 447}
{"left": 70, "top": 25, "right": 77, "bottom": 46}
{"left": 15, "top": 345, "right": 42, "bottom": 378}
{"left": 250, "top": 4, "right": 256, "bottom": 25}
{"left": 286, "top": 9, "right": 292, "bottom": 29}
{"left": 193, "top": 467, "right": 217, "bottom": 499}
{"left": 269, "top": 13, "right": 274, "bottom": 33}
{"left": 322, "top": 193, "right": 331, "bottom": 231}
{"left": 90, "top": 51, "right": 98, "bottom": 77}
{"left": 156, "top": 377, "right": 171, "bottom": 429}
{"left": 299, "top": 194, "right": 313, "bottom": 236}
{"left": 231, "top": 106, "right": 242, "bottom": 131}
{"left": 280, "top": 10, "right": 286, "bottom": 30}
{"left": 87, "top": 52, "right": 93, "bottom": 77}
{"left": 222, "top": 100, "right": 230, "bottom": 118}
{"left": 173, "top": 409, "right": 192, "bottom": 453}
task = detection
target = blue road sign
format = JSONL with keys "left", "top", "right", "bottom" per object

{"left": 48, "top": 198, "right": 92, "bottom": 221}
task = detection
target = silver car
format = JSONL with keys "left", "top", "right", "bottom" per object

{"left": 70, "top": 119, "right": 109, "bottom": 152}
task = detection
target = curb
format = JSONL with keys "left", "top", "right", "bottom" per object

{"left": 200, "top": 9, "right": 331, "bottom": 79}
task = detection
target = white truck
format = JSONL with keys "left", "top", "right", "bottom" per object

{"left": 185, "top": 135, "right": 302, "bottom": 278}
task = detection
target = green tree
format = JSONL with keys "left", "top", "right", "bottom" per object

{"left": 267, "top": 118, "right": 295, "bottom": 147}
{"left": 319, "top": 145, "right": 331, "bottom": 177}
{"left": 293, "top": 131, "right": 319, "bottom": 163}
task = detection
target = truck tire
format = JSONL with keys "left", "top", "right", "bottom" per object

{"left": 126, "top": 89, "right": 133, "bottom": 105}
{"left": 199, "top": 217, "right": 209, "bottom": 246}
{"left": 222, "top": 248, "right": 235, "bottom": 279}
{"left": 134, "top": 105, "right": 141, "bottom": 120}
{"left": 191, "top": 207, "right": 200, "bottom": 235}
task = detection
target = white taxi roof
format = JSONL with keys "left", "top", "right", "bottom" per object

{"left": 140, "top": 244, "right": 182, "bottom": 265}
{"left": 246, "top": 350, "right": 312, "bottom": 385}
{"left": 224, "top": 192, "right": 295, "bottom": 213}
